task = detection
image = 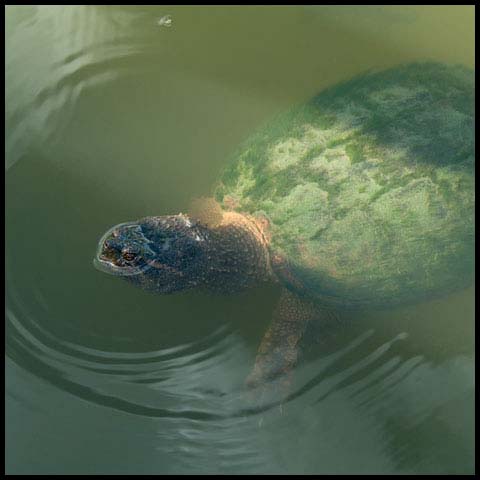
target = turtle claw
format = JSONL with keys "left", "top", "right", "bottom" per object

{"left": 244, "top": 371, "right": 292, "bottom": 416}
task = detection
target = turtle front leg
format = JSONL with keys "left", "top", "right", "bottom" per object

{"left": 246, "top": 289, "right": 316, "bottom": 404}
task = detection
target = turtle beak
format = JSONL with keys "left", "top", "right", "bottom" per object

{"left": 93, "top": 255, "right": 129, "bottom": 276}
{"left": 93, "top": 253, "right": 146, "bottom": 277}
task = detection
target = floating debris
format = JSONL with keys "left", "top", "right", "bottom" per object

{"left": 157, "top": 15, "right": 172, "bottom": 28}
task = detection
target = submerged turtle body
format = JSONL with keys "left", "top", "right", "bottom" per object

{"left": 214, "top": 63, "right": 475, "bottom": 309}
{"left": 95, "top": 62, "right": 474, "bottom": 396}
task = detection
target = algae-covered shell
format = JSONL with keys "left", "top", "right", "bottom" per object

{"left": 215, "top": 63, "right": 475, "bottom": 308}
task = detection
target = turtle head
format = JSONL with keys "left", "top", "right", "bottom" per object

{"left": 94, "top": 214, "right": 209, "bottom": 294}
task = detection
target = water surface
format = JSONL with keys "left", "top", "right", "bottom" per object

{"left": 6, "top": 5, "right": 475, "bottom": 475}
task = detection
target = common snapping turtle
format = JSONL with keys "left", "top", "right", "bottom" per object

{"left": 94, "top": 63, "right": 474, "bottom": 395}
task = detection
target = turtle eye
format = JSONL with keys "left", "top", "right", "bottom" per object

{"left": 122, "top": 251, "right": 136, "bottom": 262}
{"left": 104, "top": 239, "right": 114, "bottom": 250}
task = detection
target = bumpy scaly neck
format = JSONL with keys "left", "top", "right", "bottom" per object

{"left": 200, "top": 212, "right": 271, "bottom": 293}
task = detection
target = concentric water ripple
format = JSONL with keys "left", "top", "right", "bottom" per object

{"left": 6, "top": 6, "right": 157, "bottom": 171}
{"left": 7, "top": 298, "right": 244, "bottom": 420}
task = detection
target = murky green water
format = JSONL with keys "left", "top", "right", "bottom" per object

{"left": 6, "top": 5, "right": 475, "bottom": 475}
